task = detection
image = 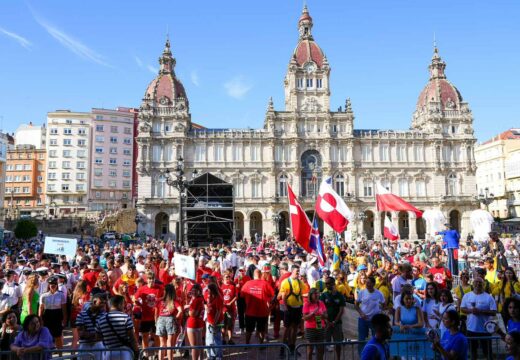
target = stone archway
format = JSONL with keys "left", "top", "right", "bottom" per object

{"left": 250, "top": 211, "right": 263, "bottom": 240}
{"left": 398, "top": 211, "right": 409, "bottom": 239}
{"left": 155, "top": 212, "right": 169, "bottom": 239}
{"left": 449, "top": 210, "right": 461, "bottom": 232}
{"left": 279, "top": 211, "right": 289, "bottom": 240}
{"left": 234, "top": 211, "right": 244, "bottom": 241}
{"left": 363, "top": 210, "right": 375, "bottom": 240}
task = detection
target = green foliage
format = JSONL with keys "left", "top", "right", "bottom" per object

{"left": 14, "top": 219, "right": 38, "bottom": 240}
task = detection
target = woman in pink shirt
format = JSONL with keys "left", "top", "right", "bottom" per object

{"left": 302, "top": 288, "right": 328, "bottom": 360}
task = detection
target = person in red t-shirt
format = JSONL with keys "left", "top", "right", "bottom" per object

{"left": 221, "top": 271, "right": 237, "bottom": 344}
{"left": 240, "top": 269, "right": 274, "bottom": 344}
{"left": 133, "top": 270, "right": 164, "bottom": 350}
{"left": 158, "top": 262, "right": 175, "bottom": 286}
{"left": 185, "top": 284, "right": 205, "bottom": 360}
{"left": 205, "top": 283, "right": 224, "bottom": 358}
{"left": 195, "top": 258, "right": 212, "bottom": 283}
{"left": 155, "top": 284, "right": 183, "bottom": 360}
{"left": 427, "top": 257, "right": 452, "bottom": 289}
{"left": 234, "top": 268, "right": 251, "bottom": 335}
{"left": 273, "top": 263, "right": 291, "bottom": 338}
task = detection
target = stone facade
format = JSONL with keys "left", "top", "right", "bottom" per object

{"left": 136, "top": 6, "right": 478, "bottom": 242}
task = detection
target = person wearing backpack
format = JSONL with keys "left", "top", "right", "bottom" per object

{"left": 278, "top": 264, "right": 304, "bottom": 357}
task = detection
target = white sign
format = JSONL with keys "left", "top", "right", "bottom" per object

{"left": 43, "top": 236, "right": 78, "bottom": 258}
{"left": 174, "top": 253, "right": 196, "bottom": 280}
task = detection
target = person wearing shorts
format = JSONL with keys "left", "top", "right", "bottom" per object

{"left": 155, "top": 284, "right": 183, "bottom": 360}
{"left": 133, "top": 271, "right": 164, "bottom": 350}
{"left": 279, "top": 265, "right": 304, "bottom": 356}
{"left": 245, "top": 315, "right": 268, "bottom": 334}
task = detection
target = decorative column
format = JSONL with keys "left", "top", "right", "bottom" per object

{"left": 243, "top": 219, "right": 251, "bottom": 242}
{"left": 408, "top": 212, "right": 418, "bottom": 240}
{"left": 374, "top": 211, "right": 382, "bottom": 241}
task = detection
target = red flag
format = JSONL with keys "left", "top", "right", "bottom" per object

{"left": 315, "top": 177, "right": 353, "bottom": 233}
{"left": 383, "top": 216, "right": 399, "bottom": 240}
{"left": 287, "top": 183, "right": 312, "bottom": 253}
{"left": 376, "top": 184, "right": 423, "bottom": 218}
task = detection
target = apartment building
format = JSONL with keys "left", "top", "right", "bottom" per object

{"left": 4, "top": 145, "right": 46, "bottom": 218}
{"left": 475, "top": 129, "right": 520, "bottom": 218}
{"left": 89, "top": 108, "right": 135, "bottom": 212}
{"left": 0, "top": 133, "right": 10, "bottom": 228}
{"left": 14, "top": 122, "right": 46, "bottom": 149}
{"left": 46, "top": 111, "right": 91, "bottom": 217}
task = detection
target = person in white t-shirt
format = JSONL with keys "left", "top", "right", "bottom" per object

{"left": 460, "top": 276, "right": 497, "bottom": 359}
{"left": 355, "top": 276, "right": 385, "bottom": 343}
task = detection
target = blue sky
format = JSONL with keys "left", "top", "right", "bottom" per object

{"left": 0, "top": 1, "right": 518, "bottom": 142}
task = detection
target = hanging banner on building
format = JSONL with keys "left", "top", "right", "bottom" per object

{"left": 43, "top": 236, "right": 78, "bottom": 258}
{"left": 173, "top": 253, "right": 196, "bottom": 280}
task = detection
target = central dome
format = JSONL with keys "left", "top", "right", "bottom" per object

{"left": 415, "top": 47, "right": 463, "bottom": 112}
{"left": 142, "top": 38, "right": 189, "bottom": 110}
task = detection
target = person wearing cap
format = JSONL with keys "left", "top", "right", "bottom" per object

{"left": 38, "top": 276, "right": 67, "bottom": 349}
{"left": 1, "top": 270, "right": 21, "bottom": 313}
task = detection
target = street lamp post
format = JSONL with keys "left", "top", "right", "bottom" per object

{"left": 134, "top": 213, "right": 141, "bottom": 235}
{"left": 164, "top": 156, "right": 188, "bottom": 250}
{"left": 271, "top": 213, "right": 281, "bottom": 236}
{"left": 358, "top": 211, "right": 368, "bottom": 238}
{"left": 476, "top": 187, "right": 495, "bottom": 212}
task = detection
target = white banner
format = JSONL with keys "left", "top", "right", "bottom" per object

{"left": 43, "top": 236, "right": 78, "bottom": 258}
{"left": 173, "top": 253, "right": 196, "bottom": 280}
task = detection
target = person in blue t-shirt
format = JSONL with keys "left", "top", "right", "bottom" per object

{"left": 360, "top": 313, "right": 392, "bottom": 360}
{"left": 505, "top": 331, "right": 520, "bottom": 360}
{"left": 432, "top": 309, "right": 468, "bottom": 360}
{"left": 436, "top": 224, "right": 460, "bottom": 276}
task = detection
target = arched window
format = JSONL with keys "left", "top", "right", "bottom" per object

{"left": 447, "top": 173, "right": 457, "bottom": 195}
{"left": 301, "top": 150, "right": 322, "bottom": 197}
{"left": 334, "top": 174, "right": 345, "bottom": 196}
{"left": 279, "top": 174, "right": 288, "bottom": 197}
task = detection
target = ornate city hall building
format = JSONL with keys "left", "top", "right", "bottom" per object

{"left": 135, "top": 6, "right": 478, "bottom": 242}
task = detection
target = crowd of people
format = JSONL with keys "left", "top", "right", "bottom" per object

{"left": 0, "top": 227, "right": 518, "bottom": 360}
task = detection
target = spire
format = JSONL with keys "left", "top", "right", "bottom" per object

{"left": 159, "top": 36, "right": 176, "bottom": 75}
{"left": 298, "top": 4, "right": 313, "bottom": 39}
{"left": 429, "top": 45, "right": 446, "bottom": 80}
{"left": 267, "top": 97, "right": 274, "bottom": 112}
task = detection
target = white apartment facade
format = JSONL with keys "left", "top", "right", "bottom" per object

{"left": 475, "top": 129, "right": 520, "bottom": 218}
{"left": 14, "top": 123, "right": 46, "bottom": 149}
{"left": 505, "top": 148, "right": 520, "bottom": 218}
{"left": 46, "top": 111, "right": 91, "bottom": 217}
{"left": 89, "top": 108, "right": 135, "bottom": 212}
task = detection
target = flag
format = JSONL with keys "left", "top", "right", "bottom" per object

{"left": 287, "top": 183, "right": 312, "bottom": 253}
{"left": 383, "top": 215, "right": 399, "bottom": 240}
{"left": 376, "top": 184, "right": 423, "bottom": 218}
{"left": 309, "top": 216, "right": 326, "bottom": 266}
{"left": 332, "top": 235, "right": 341, "bottom": 271}
{"left": 315, "top": 177, "right": 353, "bottom": 233}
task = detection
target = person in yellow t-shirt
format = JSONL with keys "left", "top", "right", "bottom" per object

{"left": 484, "top": 257, "right": 500, "bottom": 285}
{"left": 452, "top": 270, "right": 472, "bottom": 315}
{"left": 492, "top": 267, "right": 520, "bottom": 312}
{"left": 332, "top": 269, "right": 353, "bottom": 301}
{"left": 374, "top": 270, "right": 392, "bottom": 309}
{"left": 278, "top": 264, "right": 304, "bottom": 356}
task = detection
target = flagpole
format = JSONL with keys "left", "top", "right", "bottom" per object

{"left": 286, "top": 181, "right": 293, "bottom": 243}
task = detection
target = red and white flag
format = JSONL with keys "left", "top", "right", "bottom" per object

{"left": 287, "top": 183, "right": 312, "bottom": 253}
{"left": 376, "top": 184, "right": 423, "bottom": 218}
{"left": 383, "top": 215, "right": 399, "bottom": 240}
{"left": 315, "top": 177, "right": 353, "bottom": 233}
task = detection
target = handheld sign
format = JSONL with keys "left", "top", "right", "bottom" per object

{"left": 173, "top": 253, "right": 196, "bottom": 280}
{"left": 43, "top": 236, "right": 78, "bottom": 258}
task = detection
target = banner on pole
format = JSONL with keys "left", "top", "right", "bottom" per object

{"left": 43, "top": 236, "right": 78, "bottom": 258}
{"left": 174, "top": 253, "right": 196, "bottom": 280}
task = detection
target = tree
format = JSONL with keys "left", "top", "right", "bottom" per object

{"left": 14, "top": 219, "right": 38, "bottom": 240}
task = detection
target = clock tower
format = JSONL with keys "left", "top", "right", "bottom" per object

{"left": 284, "top": 5, "right": 330, "bottom": 113}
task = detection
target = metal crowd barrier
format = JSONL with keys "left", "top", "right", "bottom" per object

{"left": 140, "top": 343, "right": 291, "bottom": 360}
{"left": 293, "top": 336, "right": 506, "bottom": 360}
{"left": 43, "top": 348, "right": 134, "bottom": 360}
